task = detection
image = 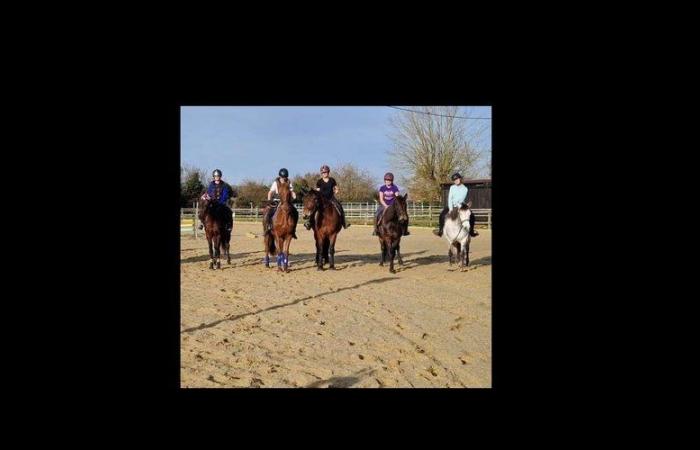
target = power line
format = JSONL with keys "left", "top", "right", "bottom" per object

{"left": 387, "top": 106, "right": 491, "bottom": 120}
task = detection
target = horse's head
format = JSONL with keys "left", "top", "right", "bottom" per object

{"left": 277, "top": 178, "right": 293, "bottom": 204}
{"left": 198, "top": 193, "right": 212, "bottom": 210}
{"left": 457, "top": 200, "right": 473, "bottom": 222}
{"left": 301, "top": 188, "right": 318, "bottom": 219}
{"left": 394, "top": 193, "right": 409, "bottom": 223}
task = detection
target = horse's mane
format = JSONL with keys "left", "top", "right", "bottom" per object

{"left": 202, "top": 201, "right": 229, "bottom": 221}
{"left": 448, "top": 207, "right": 460, "bottom": 221}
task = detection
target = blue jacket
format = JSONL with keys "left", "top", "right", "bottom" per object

{"left": 207, "top": 181, "right": 231, "bottom": 205}
{"left": 447, "top": 184, "right": 468, "bottom": 210}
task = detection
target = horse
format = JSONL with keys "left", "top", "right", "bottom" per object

{"left": 442, "top": 201, "right": 472, "bottom": 269}
{"left": 197, "top": 195, "right": 232, "bottom": 269}
{"left": 262, "top": 178, "right": 298, "bottom": 272}
{"left": 376, "top": 193, "right": 409, "bottom": 273}
{"left": 301, "top": 188, "right": 343, "bottom": 270}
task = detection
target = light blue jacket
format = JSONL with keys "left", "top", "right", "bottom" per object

{"left": 448, "top": 184, "right": 468, "bottom": 210}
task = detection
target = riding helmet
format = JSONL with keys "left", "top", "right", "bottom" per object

{"left": 320, "top": 164, "right": 330, "bottom": 173}
{"left": 451, "top": 172, "right": 462, "bottom": 181}
{"left": 279, "top": 168, "right": 289, "bottom": 178}
{"left": 213, "top": 169, "right": 222, "bottom": 177}
{"left": 384, "top": 172, "right": 394, "bottom": 181}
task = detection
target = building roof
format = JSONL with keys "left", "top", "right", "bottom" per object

{"left": 440, "top": 178, "right": 491, "bottom": 188}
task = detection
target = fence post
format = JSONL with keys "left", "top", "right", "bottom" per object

{"left": 429, "top": 204, "right": 432, "bottom": 227}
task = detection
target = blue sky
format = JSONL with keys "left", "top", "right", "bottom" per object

{"left": 181, "top": 106, "right": 491, "bottom": 187}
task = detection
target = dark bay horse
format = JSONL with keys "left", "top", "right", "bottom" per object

{"left": 376, "top": 193, "right": 409, "bottom": 273}
{"left": 262, "top": 179, "right": 298, "bottom": 272}
{"left": 198, "top": 196, "right": 231, "bottom": 269}
{"left": 301, "top": 188, "right": 343, "bottom": 270}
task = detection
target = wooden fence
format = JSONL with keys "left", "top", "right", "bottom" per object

{"left": 181, "top": 202, "right": 491, "bottom": 237}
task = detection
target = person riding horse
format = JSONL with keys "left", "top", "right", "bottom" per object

{"left": 373, "top": 172, "right": 409, "bottom": 236}
{"left": 199, "top": 169, "right": 234, "bottom": 232}
{"left": 265, "top": 168, "right": 299, "bottom": 239}
{"left": 303, "top": 164, "right": 350, "bottom": 231}
{"left": 433, "top": 172, "right": 479, "bottom": 238}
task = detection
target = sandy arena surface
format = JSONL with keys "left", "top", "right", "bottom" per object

{"left": 181, "top": 222, "right": 491, "bottom": 388}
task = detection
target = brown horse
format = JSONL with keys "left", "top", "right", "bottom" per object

{"left": 377, "top": 193, "right": 408, "bottom": 273}
{"left": 262, "top": 178, "right": 298, "bottom": 272}
{"left": 301, "top": 189, "right": 343, "bottom": 270}
{"left": 198, "top": 197, "right": 232, "bottom": 269}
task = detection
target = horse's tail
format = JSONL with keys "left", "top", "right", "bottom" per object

{"left": 265, "top": 233, "right": 276, "bottom": 254}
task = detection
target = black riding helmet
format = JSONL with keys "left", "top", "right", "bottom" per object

{"left": 213, "top": 169, "right": 222, "bottom": 177}
{"left": 279, "top": 168, "right": 289, "bottom": 178}
{"left": 451, "top": 172, "right": 462, "bottom": 181}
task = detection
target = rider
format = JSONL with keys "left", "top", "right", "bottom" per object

{"left": 372, "top": 172, "right": 409, "bottom": 236}
{"left": 303, "top": 164, "right": 350, "bottom": 230}
{"left": 199, "top": 169, "right": 234, "bottom": 232}
{"left": 433, "top": 172, "right": 479, "bottom": 238}
{"left": 265, "top": 168, "right": 299, "bottom": 239}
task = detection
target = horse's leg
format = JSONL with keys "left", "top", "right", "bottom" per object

{"left": 283, "top": 237, "right": 291, "bottom": 272}
{"left": 315, "top": 234, "right": 323, "bottom": 270}
{"left": 207, "top": 237, "right": 214, "bottom": 269}
{"left": 389, "top": 240, "right": 398, "bottom": 273}
{"left": 448, "top": 245, "right": 453, "bottom": 265}
{"left": 329, "top": 233, "right": 338, "bottom": 269}
{"left": 464, "top": 239, "right": 470, "bottom": 267}
{"left": 379, "top": 239, "right": 386, "bottom": 266}
{"left": 212, "top": 234, "right": 221, "bottom": 269}
{"left": 396, "top": 242, "right": 404, "bottom": 266}
{"left": 275, "top": 235, "right": 283, "bottom": 271}
{"left": 264, "top": 234, "right": 271, "bottom": 268}
{"left": 224, "top": 232, "right": 231, "bottom": 264}
{"left": 323, "top": 238, "right": 329, "bottom": 265}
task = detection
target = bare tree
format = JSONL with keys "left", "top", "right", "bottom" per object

{"left": 388, "top": 106, "right": 489, "bottom": 202}
{"left": 332, "top": 163, "right": 377, "bottom": 202}
{"left": 181, "top": 164, "right": 208, "bottom": 188}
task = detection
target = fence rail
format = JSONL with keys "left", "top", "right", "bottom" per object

{"left": 181, "top": 202, "right": 491, "bottom": 236}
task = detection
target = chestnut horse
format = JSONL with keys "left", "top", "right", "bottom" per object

{"left": 262, "top": 178, "right": 298, "bottom": 272}
{"left": 301, "top": 188, "right": 343, "bottom": 270}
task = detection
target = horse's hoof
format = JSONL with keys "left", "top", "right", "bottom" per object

{"left": 390, "top": 268, "right": 396, "bottom": 274}
{"left": 317, "top": 266, "right": 323, "bottom": 271}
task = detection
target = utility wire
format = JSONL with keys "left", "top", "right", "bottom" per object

{"left": 387, "top": 106, "right": 491, "bottom": 120}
